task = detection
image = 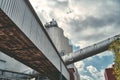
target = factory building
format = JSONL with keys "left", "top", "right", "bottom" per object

{"left": 45, "top": 19, "right": 72, "bottom": 56}
{"left": 45, "top": 19, "right": 80, "bottom": 80}
{"left": 104, "top": 67, "right": 116, "bottom": 80}
{"left": 0, "top": 18, "right": 80, "bottom": 80}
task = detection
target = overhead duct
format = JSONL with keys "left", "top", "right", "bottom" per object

{"left": 62, "top": 34, "right": 120, "bottom": 65}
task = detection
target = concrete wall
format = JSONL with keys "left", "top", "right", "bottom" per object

{"left": 46, "top": 27, "right": 72, "bottom": 56}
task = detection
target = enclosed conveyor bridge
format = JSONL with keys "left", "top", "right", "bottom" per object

{"left": 0, "top": 0, "right": 69, "bottom": 80}
{"left": 63, "top": 34, "right": 120, "bottom": 65}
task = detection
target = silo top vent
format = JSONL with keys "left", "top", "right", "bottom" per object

{"left": 45, "top": 19, "right": 58, "bottom": 28}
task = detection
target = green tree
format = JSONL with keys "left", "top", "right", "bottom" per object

{"left": 109, "top": 39, "right": 120, "bottom": 80}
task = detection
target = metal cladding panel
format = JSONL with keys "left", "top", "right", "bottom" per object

{"left": 0, "top": 52, "right": 31, "bottom": 73}
{"left": 0, "top": 0, "right": 70, "bottom": 80}
{"left": 0, "top": 59, "right": 6, "bottom": 70}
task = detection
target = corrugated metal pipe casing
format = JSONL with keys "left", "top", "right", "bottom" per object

{"left": 62, "top": 34, "right": 120, "bottom": 65}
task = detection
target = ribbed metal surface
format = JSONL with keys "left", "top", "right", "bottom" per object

{"left": 63, "top": 34, "right": 120, "bottom": 65}
{"left": 0, "top": 69, "right": 35, "bottom": 79}
{"left": 0, "top": 0, "right": 69, "bottom": 80}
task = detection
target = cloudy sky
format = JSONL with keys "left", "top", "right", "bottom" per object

{"left": 30, "top": 0, "right": 120, "bottom": 80}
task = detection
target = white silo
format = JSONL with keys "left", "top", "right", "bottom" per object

{"left": 45, "top": 19, "right": 72, "bottom": 56}
{"left": 45, "top": 19, "right": 80, "bottom": 80}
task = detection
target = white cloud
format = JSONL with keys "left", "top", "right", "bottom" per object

{"left": 97, "top": 51, "right": 114, "bottom": 59}
{"left": 87, "top": 66, "right": 98, "bottom": 74}
{"left": 30, "top": 0, "right": 120, "bottom": 48}
{"left": 75, "top": 40, "right": 89, "bottom": 48}
{"left": 84, "top": 50, "right": 114, "bottom": 61}
{"left": 106, "top": 63, "right": 114, "bottom": 68}
{"left": 80, "top": 75, "right": 94, "bottom": 80}
{"left": 85, "top": 56, "right": 94, "bottom": 61}
{"left": 57, "top": 0, "right": 68, "bottom": 2}
{"left": 87, "top": 65, "right": 105, "bottom": 80}
{"left": 74, "top": 61, "right": 85, "bottom": 72}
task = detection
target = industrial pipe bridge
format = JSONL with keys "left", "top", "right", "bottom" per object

{"left": 62, "top": 34, "right": 120, "bottom": 65}
{"left": 0, "top": 0, "right": 119, "bottom": 80}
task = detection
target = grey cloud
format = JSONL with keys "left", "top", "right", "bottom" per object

{"left": 31, "top": 0, "right": 120, "bottom": 44}
{"left": 47, "top": 0, "right": 69, "bottom": 9}
{"left": 79, "top": 33, "right": 107, "bottom": 42}
{"left": 66, "top": 8, "right": 120, "bottom": 42}
{"left": 115, "top": 0, "right": 120, "bottom": 3}
{"left": 68, "top": 12, "right": 120, "bottom": 32}
{"left": 71, "top": 0, "right": 120, "bottom": 5}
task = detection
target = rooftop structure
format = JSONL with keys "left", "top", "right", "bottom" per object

{"left": 45, "top": 19, "right": 58, "bottom": 28}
